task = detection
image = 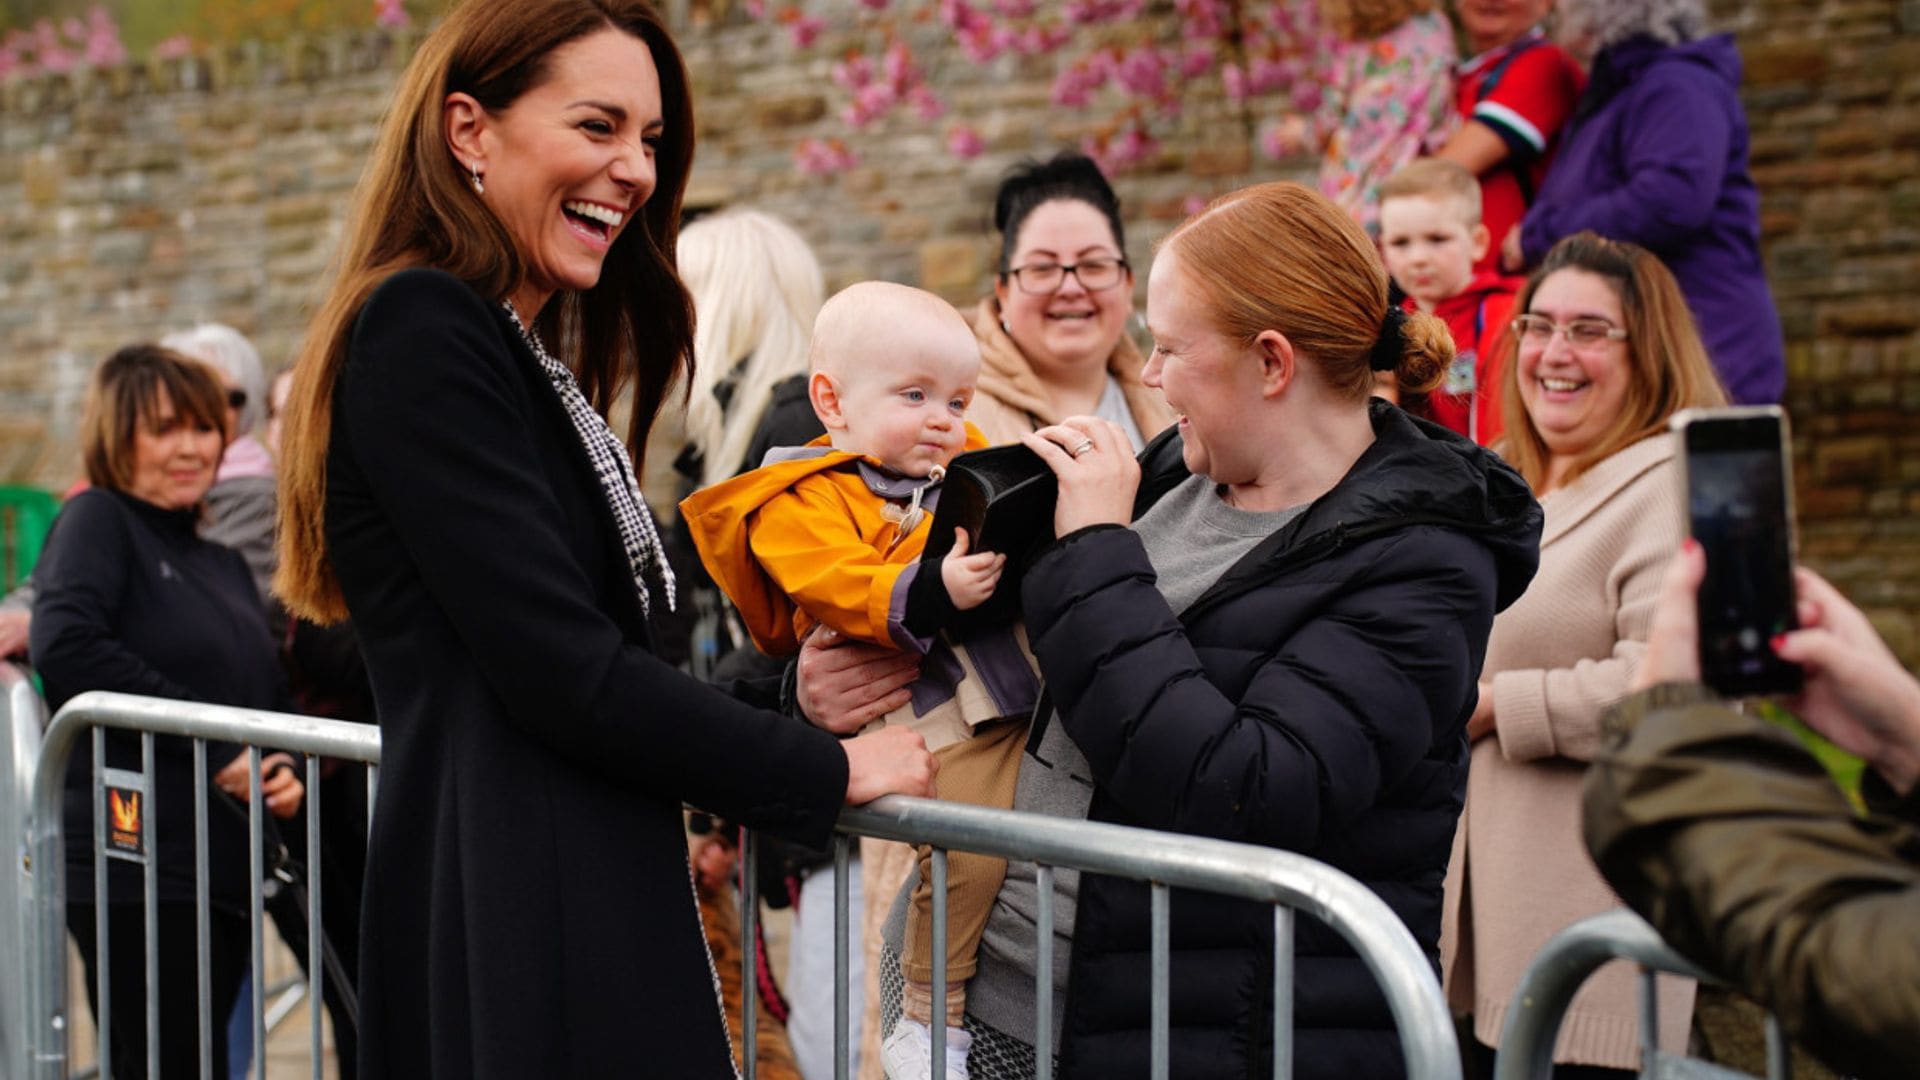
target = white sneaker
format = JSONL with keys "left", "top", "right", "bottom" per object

{"left": 880, "top": 1017, "right": 972, "bottom": 1080}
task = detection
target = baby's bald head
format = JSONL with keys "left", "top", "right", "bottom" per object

{"left": 809, "top": 281, "right": 978, "bottom": 385}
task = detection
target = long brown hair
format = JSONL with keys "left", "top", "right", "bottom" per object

{"left": 276, "top": 0, "right": 697, "bottom": 622}
{"left": 1497, "top": 232, "right": 1727, "bottom": 491}
{"left": 1161, "top": 181, "right": 1450, "bottom": 400}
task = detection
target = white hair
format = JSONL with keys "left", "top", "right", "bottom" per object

{"left": 160, "top": 323, "right": 268, "bottom": 436}
{"left": 679, "top": 209, "right": 825, "bottom": 487}
{"left": 1560, "top": 0, "right": 1708, "bottom": 50}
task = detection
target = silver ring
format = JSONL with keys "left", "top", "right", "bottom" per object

{"left": 1069, "top": 439, "right": 1095, "bottom": 458}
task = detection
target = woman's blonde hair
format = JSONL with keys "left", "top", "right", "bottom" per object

{"left": 1497, "top": 232, "right": 1728, "bottom": 491}
{"left": 1319, "top": 0, "right": 1438, "bottom": 42}
{"left": 275, "top": 0, "right": 697, "bottom": 622}
{"left": 1160, "top": 181, "right": 1451, "bottom": 402}
{"left": 679, "top": 209, "right": 824, "bottom": 487}
{"left": 82, "top": 344, "right": 231, "bottom": 495}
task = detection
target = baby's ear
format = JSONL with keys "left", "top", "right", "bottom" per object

{"left": 1470, "top": 223, "right": 1492, "bottom": 264}
{"left": 808, "top": 371, "right": 847, "bottom": 430}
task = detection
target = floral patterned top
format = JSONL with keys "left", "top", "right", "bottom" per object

{"left": 1309, "top": 10, "right": 1459, "bottom": 234}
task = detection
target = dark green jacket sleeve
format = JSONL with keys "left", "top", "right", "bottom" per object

{"left": 1583, "top": 685, "right": 1920, "bottom": 1080}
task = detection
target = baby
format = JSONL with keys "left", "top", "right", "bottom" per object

{"left": 681, "top": 281, "right": 1040, "bottom": 1080}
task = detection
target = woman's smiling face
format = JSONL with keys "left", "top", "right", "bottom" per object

{"left": 1516, "top": 267, "right": 1633, "bottom": 461}
{"left": 467, "top": 27, "right": 664, "bottom": 317}
{"left": 993, "top": 198, "right": 1134, "bottom": 380}
{"left": 1141, "top": 247, "right": 1266, "bottom": 485}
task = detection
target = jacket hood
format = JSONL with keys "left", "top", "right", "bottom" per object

{"left": 1138, "top": 401, "right": 1543, "bottom": 614}
{"left": 1591, "top": 33, "right": 1741, "bottom": 103}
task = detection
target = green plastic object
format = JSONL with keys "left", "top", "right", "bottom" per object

{"left": 0, "top": 485, "right": 60, "bottom": 593}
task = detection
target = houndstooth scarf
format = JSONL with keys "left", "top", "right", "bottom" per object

{"left": 503, "top": 301, "right": 676, "bottom": 619}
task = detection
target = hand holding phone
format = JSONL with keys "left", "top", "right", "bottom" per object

{"left": 1671, "top": 406, "right": 1802, "bottom": 696}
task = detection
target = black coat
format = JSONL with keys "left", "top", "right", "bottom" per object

{"left": 1027, "top": 404, "right": 1541, "bottom": 1079}
{"left": 325, "top": 269, "right": 850, "bottom": 1078}
{"left": 32, "top": 487, "right": 285, "bottom": 913}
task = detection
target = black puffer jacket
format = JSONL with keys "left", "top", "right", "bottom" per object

{"left": 1025, "top": 402, "right": 1541, "bottom": 1079}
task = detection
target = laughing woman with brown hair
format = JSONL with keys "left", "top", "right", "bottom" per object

{"left": 272, "top": 1, "right": 934, "bottom": 1074}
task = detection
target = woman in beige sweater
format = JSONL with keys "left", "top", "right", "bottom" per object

{"left": 1441, "top": 233, "right": 1726, "bottom": 1076}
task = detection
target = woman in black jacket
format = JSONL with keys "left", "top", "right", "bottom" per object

{"left": 270, "top": 2, "right": 935, "bottom": 1076}
{"left": 31, "top": 344, "right": 304, "bottom": 1078}
{"left": 1000, "top": 182, "right": 1542, "bottom": 1078}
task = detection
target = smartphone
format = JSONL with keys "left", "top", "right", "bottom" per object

{"left": 1672, "top": 406, "right": 1802, "bottom": 696}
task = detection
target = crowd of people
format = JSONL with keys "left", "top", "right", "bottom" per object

{"left": 0, "top": 0, "right": 1903, "bottom": 1079}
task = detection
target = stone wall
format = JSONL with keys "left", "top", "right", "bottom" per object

{"left": 2, "top": 1, "right": 1917, "bottom": 655}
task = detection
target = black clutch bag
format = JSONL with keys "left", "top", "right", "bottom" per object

{"left": 918, "top": 444, "right": 1058, "bottom": 631}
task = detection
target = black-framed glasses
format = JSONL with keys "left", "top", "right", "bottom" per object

{"left": 1005, "top": 257, "right": 1129, "bottom": 295}
{"left": 1512, "top": 314, "right": 1628, "bottom": 349}
{"left": 226, "top": 388, "right": 248, "bottom": 410}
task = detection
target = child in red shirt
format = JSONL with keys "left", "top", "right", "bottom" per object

{"left": 1379, "top": 159, "right": 1519, "bottom": 445}
{"left": 1436, "top": 0, "right": 1586, "bottom": 273}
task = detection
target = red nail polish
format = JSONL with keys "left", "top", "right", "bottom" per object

{"left": 1770, "top": 634, "right": 1788, "bottom": 652}
{"left": 1683, "top": 538, "right": 1700, "bottom": 554}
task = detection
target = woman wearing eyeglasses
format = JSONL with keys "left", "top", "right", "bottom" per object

{"left": 1441, "top": 232, "right": 1727, "bottom": 1077}
{"left": 967, "top": 152, "right": 1173, "bottom": 449}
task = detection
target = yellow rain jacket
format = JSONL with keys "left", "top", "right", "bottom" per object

{"left": 678, "top": 427, "right": 990, "bottom": 658}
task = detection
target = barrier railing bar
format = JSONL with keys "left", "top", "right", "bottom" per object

{"left": 1493, "top": 910, "right": 1718, "bottom": 1080}
{"left": 28, "top": 693, "right": 382, "bottom": 1080}
{"left": 837, "top": 796, "right": 1459, "bottom": 1080}
{"left": 307, "top": 754, "right": 324, "bottom": 1080}
{"left": 1035, "top": 862, "right": 1053, "bottom": 1080}
{"left": 1638, "top": 968, "right": 1657, "bottom": 1065}
{"left": 141, "top": 732, "right": 157, "bottom": 1080}
{"left": 90, "top": 726, "right": 107, "bottom": 1080}
{"left": 742, "top": 826, "right": 757, "bottom": 1080}
{"left": 1273, "top": 905, "right": 1293, "bottom": 1080}
{"left": 1150, "top": 882, "right": 1169, "bottom": 1080}
{"left": 366, "top": 764, "right": 378, "bottom": 835}
{"left": 833, "top": 835, "right": 850, "bottom": 1080}
{"left": 248, "top": 746, "right": 266, "bottom": 1080}
{"left": 930, "top": 845, "right": 947, "bottom": 1078}
{"left": 194, "top": 740, "right": 211, "bottom": 1080}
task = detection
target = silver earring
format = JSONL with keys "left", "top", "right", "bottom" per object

{"left": 470, "top": 162, "right": 485, "bottom": 194}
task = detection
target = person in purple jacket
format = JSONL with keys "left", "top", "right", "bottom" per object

{"left": 1503, "top": 0, "right": 1785, "bottom": 404}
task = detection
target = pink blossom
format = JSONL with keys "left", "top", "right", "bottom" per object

{"left": 745, "top": 0, "right": 767, "bottom": 16}
{"left": 1084, "top": 125, "right": 1158, "bottom": 174}
{"left": 830, "top": 53, "right": 874, "bottom": 90}
{"left": 794, "top": 137, "right": 859, "bottom": 176}
{"left": 1064, "top": 0, "right": 1145, "bottom": 25}
{"left": 957, "top": 27, "right": 1002, "bottom": 64}
{"left": 1178, "top": 44, "right": 1213, "bottom": 79}
{"left": 151, "top": 34, "right": 194, "bottom": 61}
{"left": 993, "top": 0, "right": 1035, "bottom": 15}
{"left": 1111, "top": 45, "right": 1168, "bottom": 100}
{"left": 0, "top": 49, "right": 21, "bottom": 80}
{"left": 859, "top": 0, "right": 891, "bottom": 8}
{"left": 37, "top": 44, "right": 75, "bottom": 74}
{"left": 910, "top": 85, "right": 947, "bottom": 121}
{"left": 882, "top": 41, "right": 917, "bottom": 91}
{"left": 1220, "top": 62, "right": 1248, "bottom": 104}
{"left": 1182, "top": 194, "right": 1210, "bottom": 217}
{"left": 373, "top": 0, "right": 411, "bottom": 30}
{"left": 1175, "top": 0, "right": 1228, "bottom": 40}
{"left": 946, "top": 125, "right": 985, "bottom": 158}
{"left": 61, "top": 17, "right": 84, "bottom": 43}
{"left": 1051, "top": 61, "right": 1108, "bottom": 108}
{"left": 785, "top": 14, "right": 825, "bottom": 48}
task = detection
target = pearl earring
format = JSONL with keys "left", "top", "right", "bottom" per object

{"left": 470, "top": 162, "right": 485, "bottom": 194}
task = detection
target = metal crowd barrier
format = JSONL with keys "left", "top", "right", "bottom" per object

{"left": 740, "top": 797, "right": 1464, "bottom": 1080}
{"left": 3, "top": 662, "right": 47, "bottom": 1078}
{"left": 1494, "top": 908, "right": 1792, "bottom": 1080}
{"left": 11, "top": 685, "right": 1459, "bottom": 1080}
{"left": 23, "top": 690, "right": 381, "bottom": 1080}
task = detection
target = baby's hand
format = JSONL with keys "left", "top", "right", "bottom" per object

{"left": 940, "top": 528, "right": 1006, "bottom": 611}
